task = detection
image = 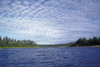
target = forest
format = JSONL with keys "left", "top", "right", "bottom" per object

{"left": 0, "top": 36, "right": 100, "bottom": 48}
{"left": 0, "top": 36, "right": 37, "bottom": 48}
{"left": 70, "top": 37, "right": 100, "bottom": 47}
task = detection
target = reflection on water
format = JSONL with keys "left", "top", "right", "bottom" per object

{"left": 0, "top": 47, "right": 100, "bottom": 67}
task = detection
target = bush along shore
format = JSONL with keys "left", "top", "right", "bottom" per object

{"left": 0, "top": 36, "right": 100, "bottom": 48}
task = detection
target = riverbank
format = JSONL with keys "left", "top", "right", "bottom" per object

{"left": 0, "top": 45, "right": 100, "bottom": 49}
{"left": 0, "top": 45, "right": 69, "bottom": 49}
{"left": 90, "top": 45, "right": 100, "bottom": 47}
{"left": 71, "top": 45, "right": 100, "bottom": 47}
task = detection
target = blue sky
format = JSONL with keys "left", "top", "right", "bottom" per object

{"left": 0, "top": 0, "right": 100, "bottom": 44}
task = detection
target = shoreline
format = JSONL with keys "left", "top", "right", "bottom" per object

{"left": 71, "top": 45, "right": 100, "bottom": 47}
{"left": 0, "top": 45, "right": 100, "bottom": 49}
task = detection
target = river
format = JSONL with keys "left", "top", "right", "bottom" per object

{"left": 0, "top": 47, "right": 100, "bottom": 67}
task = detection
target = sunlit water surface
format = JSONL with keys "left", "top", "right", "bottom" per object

{"left": 0, "top": 47, "right": 100, "bottom": 67}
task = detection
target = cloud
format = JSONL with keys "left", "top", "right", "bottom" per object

{"left": 32, "top": 2, "right": 41, "bottom": 8}
{"left": 38, "top": 0, "right": 45, "bottom": 3}
{"left": 0, "top": 0, "right": 100, "bottom": 44}
{"left": 23, "top": 1, "right": 30, "bottom": 5}
{"left": 0, "top": 0, "right": 11, "bottom": 5}
{"left": 14, "top": 0, "right": 21, "bottom": 5}
{"left": 44, "top": 0, "right": 59, "bottom": 7}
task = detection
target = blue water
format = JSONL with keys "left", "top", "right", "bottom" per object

{"left": 0, "top": 47, "right": 100, "bottom": 67}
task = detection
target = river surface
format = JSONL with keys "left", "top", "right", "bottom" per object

{"left": 0, "top": 47, "right": 100, "bottom": 67}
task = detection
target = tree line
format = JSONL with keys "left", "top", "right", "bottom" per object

{"left": 0, "top": 36, "right": 100, "bottom": 48}
{"left": 70, "top": 37, "right": 100, "bottom": 46}
{"left": 0, "top": 36, "right": 37, "bottom": 47}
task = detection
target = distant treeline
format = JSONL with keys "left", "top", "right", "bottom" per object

{"left": 0, "top": 36, "right": 100, "bottom": 48}
{"left": 0, "top": 36, "right": 37, "bottom": 47}
{"left": 70, "top": 37, "right": 100, "bottom": 47}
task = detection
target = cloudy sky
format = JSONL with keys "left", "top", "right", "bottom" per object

{"left": 0, "top": 0, "right": 100, "bottom": 44}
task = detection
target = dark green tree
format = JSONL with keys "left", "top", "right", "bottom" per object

{"left": 76, "top": 38, "right": 82, "bottom": 46}
{"left": 88, "top": 38, "right": 93, "bottom": 46}
{"left": 92, "top": 37, "right": 98, "bottom": 45}
{"left": 0, "top": 36, "right": 2, "bottom": 42}
{"left": 6, "top": 36, "right": 8, "bottom": 44}
{"left": 97, "top": 37, "right": 100, "bottom": 45}
{"left": 81, "top": 37, "right": 88, "bottom": 46}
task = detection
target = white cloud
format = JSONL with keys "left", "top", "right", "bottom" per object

{"left": 10, "top": 5, "right": 30, "bottom": 15}
{"left": 38, "top": 0, "right": 45, "bottom": 3}
{"left": 33, "top": 2, "right": 41, "bottom": 8}
{"left": 14, "top": 0, "right": 21, "bottom": 5}
{"left": 0, "top": 4, "right": 11, "bottom": 12}
{"left": 21, "top": 9, "right": 30, "bottom": 15}
{"left": 30, "top": 5, "right": 36, "bottom": 10}
{"left": 0, "top": 0, "right": 100, "bottom": 44}
{"left": 23, "top": 1, "right": 30, "bottom": 5}
{"left": 0, "top": 0, "right": 11, "bottom": 5}
{"left": 11, "top": 3, "right": 16, "bottom": 7}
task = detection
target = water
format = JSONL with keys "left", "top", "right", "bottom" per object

{"left": 0, "top": 47, "right": 100, "bottom": 67}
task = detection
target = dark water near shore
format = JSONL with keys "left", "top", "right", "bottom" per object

{"left": 0, "top": 47, "right": 100, "bottom": 67}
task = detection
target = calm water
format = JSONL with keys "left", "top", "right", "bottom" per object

{"left": 0, "top": 47, "right": 100, "bottom": 67}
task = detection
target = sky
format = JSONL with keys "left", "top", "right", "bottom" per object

{"left": 0, "top": 0, "right": 100, "bottom": 44}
